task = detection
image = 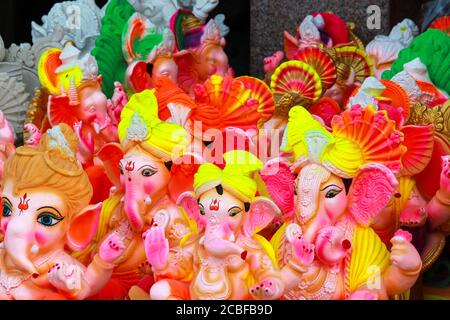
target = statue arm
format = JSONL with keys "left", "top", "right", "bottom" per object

{"left": 426, "top": 189, "right": 450, "bottom": 230}
{"left": 427, "top": 156, "right": 450, "bottom": 230}
{"left": 74, "top": 254, "right": 116, "bottom": 299}
{"left": 152, "top": 243, "right": 196, "bottom": 281}
{"left": 246, "top": 241, "right": 285, "bottom": 299}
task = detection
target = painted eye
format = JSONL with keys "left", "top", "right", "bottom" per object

{"left": 325, "top": 189, "right": 342, "bottom": 199}
{"left": 2, "top": 204, "right": 11, "bottom": 218}
{"left": 199, "top": 204, "right": 205, "bottom": 216}
{"left": 228, "top": 207, "right": 242, "bottom": 217}
{"left": 142, "top": 169, "right": 156, "bottom": 177}
{"left": 37, "top": 213, "right": 63, "bottom": 227}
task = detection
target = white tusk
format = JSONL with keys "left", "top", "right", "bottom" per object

{"left": 0, "top": 242, "right": 4, "bottom": 249}
{"left": 93, "top": 122, "right": 101, "bottom": 134}
{"left": 31, "top": 244, "right": 39, "bottom": 255}
{"left": 229, "top": 233, "right": 236, "bottom": 242}
{"left": 145, "top": 197, "right": 152, "bottom": 206}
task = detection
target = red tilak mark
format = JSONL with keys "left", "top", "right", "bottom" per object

{"left": 125, "top": 161, "right": 135, "bottom": 172}
{"left": 18, "top": 193, "right": 30, "bottom": 212}
{"left": 209, "top": 199, "right": 221, "bottom": 212}
{"left": 342, "top": 239, "right": 352, "bottom": 251}
{"left": 241, "top": 251, "right": 248, "bottom": 261}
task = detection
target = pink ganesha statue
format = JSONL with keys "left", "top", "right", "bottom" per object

{"left": 35, "top": 44, "right": 125, "bottom": 166}
{"left": 75, "top": 90, "right": 198, "bottom": 300}
{"left": 170, "top": 10, "right": 233, "bottom": 93}
{"left": 0, "top": 124, "right": 125, "bottom": 299}
{"left": 347, "top": 77, "right": 450, "bottom": 273}
{"left": 261, "top": 105, "right": 422, "bottom": 300}
{"left": 145, "top": 150, "right": 285, "bottom": 300}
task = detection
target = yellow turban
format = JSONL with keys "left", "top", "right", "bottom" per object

{"left": 283, "top": 105, "right": 405, "bottom": 178}
{"left": 194, "top": 151, "right": 263, "bottom": 203}
{"left": 118, "top": 90, "right": 189, "bottom": 162}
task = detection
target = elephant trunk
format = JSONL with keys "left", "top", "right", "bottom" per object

{"left": 124, "top": 185, "right": 145, "bottom": 232}
{"left": 296, "top": 164, "right": 331, "bottom": 227}
{"left": 315, "top": 226, "right": 351, "bottom": 265}
{"left": 203, "top": 220, "right": 244, "bottom": 258}
{"left": 4, "top": 218, "right": 38, "bottom": 276}
{"left": 92, "top": 113, "right": 110, "bottom": 134}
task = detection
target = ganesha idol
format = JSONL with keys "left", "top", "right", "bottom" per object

{"left": 75, "top": 90, "right": 199, "bottom": 300}
{"left": 146, "top": 151, "right": 285, "bottom": 300}
{"left": 170, "top": 10, "right": 233, "bottom": 93}
{"left": 261, "top": 105, "right": 422, "bottom": 299}
{"left": 366, "top": 19, "right": 419, "bottom": 79}
{"left": 0, "top": 124, "right": 125, "bottom": 299}
{"left": 390, "top": 58, "right": 449, "bottom": 107}
{"left": 264, "top": 11, "right": 363, "bottom": 75}
{"left": 97, "top": 9, "right": 182, "bottom": 94}
{"left": 27, "top": 43, "right": 125, "bottom": 167}
{"left": 348, "top": 77, "right": 450, "bottom": 276}
{"left": 262, "top": 43, "right": 373, "bottom": 137}
{"left": 264, "top": 12, "right": 371, "bottom": 111}
{"left": 382, "top": 29, "right": 450, "bottom": 105}
{"left": 283, "top": 12, "right": 354, "bottom": 58}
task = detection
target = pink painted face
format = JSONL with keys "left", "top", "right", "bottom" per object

{"left": 296, "top": 172, "right": 348, "bottom": 242}
{"left": 119, "top": 150, "right": 171, "bottom": 231}
{"left": 404, "top": 186, "right": 427, "bottom": 208}
{"left": 197, "top": 44, "right": 230, "bottom": 80}
{"left": 379, "top": 185, "right": 427, "bottom": 219}
{"left": 78, "top": 87, "right": 109, "bottom": 132}
{"left": 152, "top": 57, "right": 178, "bottom": 85}
{"left": 1, "top": 180, "right": 69, "bottom": 256}
{"left": 197, "top": 187, "right": 245, "bottom": 239}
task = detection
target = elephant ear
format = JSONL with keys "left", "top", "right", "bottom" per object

{"left": 348, "top": 164, "right": 398, "bottom": 227}
{"left": 47, "top": 95, "right": 79, "bottom": 128}
{"left": 174, "top": 50, "right": 199, "bottom": 93}
{"left": 66, "top": 203, "right": 102, "bottom": 252}
{"left": 126, "top": 61, "right": 152, "bottom": 93}
{"left": 97, "top": 142, "right": 124, "bottom": 189}
{"left": 177, "top": 192, "right": 205, "bottom": 232}
{"left": 400, "top": 125, "right": 434, "bottom": 176}
{"left": 284, "top": 31, "right": 299, "bottom": 60}
{"left": 260, "top": 158, "right": 296, "bottom": 219}
{"left": 242, "top": 197, "right": 281, "bottom": 237}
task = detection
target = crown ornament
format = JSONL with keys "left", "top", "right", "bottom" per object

{"left": 126, "top": 113, "right": 148, "bottom": 142}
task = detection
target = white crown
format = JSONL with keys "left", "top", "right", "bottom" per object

{"left": 47, "top": 126, "right": 75, "bottom": 159}
{"left": 126, "top": 113, "right": 148, "bottom": 142}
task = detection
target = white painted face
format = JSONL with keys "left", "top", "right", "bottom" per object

{"left": 198, "top": 187, "right": 245, "bottom": 239}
